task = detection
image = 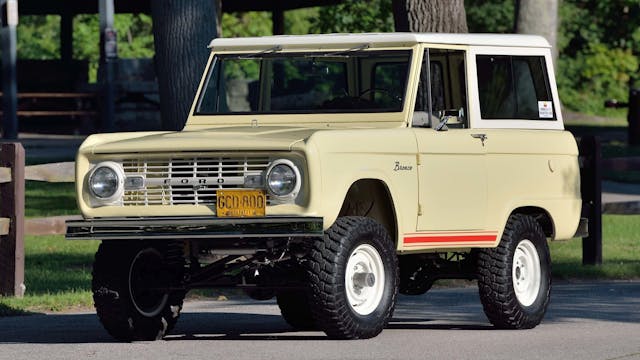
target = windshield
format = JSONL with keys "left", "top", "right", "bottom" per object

{"left": 195, "top": 50, "right": 411, "bottom": 115}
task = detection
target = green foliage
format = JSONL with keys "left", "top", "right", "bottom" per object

{"left": 12, "top": 2, "right": 640, "bottom": 118}
{"left": 72, "top": 14, "right": 154, "bottom": 82}
{"left": 17, "top": 14, "right": 154, "bottom": 82}
{"left": 465, "top": 0, "right": 514, "bottom": 34}
{"left": 465, "top": 0, "right": 640, "bottom": 118}
{"left": 556, "top": 1, "right": 640, "bottom": 116}
{"left": 285, "top": 8, "right": 317, "bottom": 35}
{"left": 16, "top": 15, "right": 61, "bottom": 59}
{"left": 222, "top": 12, "right": 272, "bottom": 37}
{"left": 309, "top": 0, "right": 394, "bottom": 34}
{"left": 114, "top": 14, "right": 155, "bottom": 58}
{"left": 558, "top": 43, "right": 638, "bottom": 114}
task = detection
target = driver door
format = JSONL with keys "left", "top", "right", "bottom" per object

{"left": 413, "top": 48, "right": 488, "bottom": 233}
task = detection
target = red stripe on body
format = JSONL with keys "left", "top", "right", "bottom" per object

{"left": 403, "top": 234, "right": 497, "bottom": 244}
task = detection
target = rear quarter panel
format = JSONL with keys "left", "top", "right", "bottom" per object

{"left": 484, "top": 129, "right": 581, "bottom": 240}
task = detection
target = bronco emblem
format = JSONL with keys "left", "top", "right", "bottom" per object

{"left": 393, "top": 161, "right": 412, "bottom": 171}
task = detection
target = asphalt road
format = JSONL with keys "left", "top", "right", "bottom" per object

{"left": 1, "top": 281, "right": 639, "bottom": 360}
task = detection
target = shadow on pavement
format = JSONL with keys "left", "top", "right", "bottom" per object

{"left": 0, "top": 281, "right": 637, "bottom": 344}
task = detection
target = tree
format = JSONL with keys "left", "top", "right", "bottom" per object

{"left": 310, "top": 0, "right": 393, "bottom": 33}
{"left": 151, "top": 1, "right": 218, "bottom": 130}
{"left": 515, "top": 0, "right": 559, "bottom": 64}
{"left": 392, "top": 0, "right": 468, "bottom": 33}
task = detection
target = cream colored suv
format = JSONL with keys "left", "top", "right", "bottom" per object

{"left": 66, "top": 33, "right": 584, "bottom": 341}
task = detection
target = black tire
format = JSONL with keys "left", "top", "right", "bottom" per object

{"left": 276, "top": 291, "right": 316, "bottom": 330}
{"left": 306, "top": 216, "right": 398, "bottom": 339}
{"left": 92, "top": 241, "right": 186, "bottom": 341}
{"left": 477, "top": 214, "right": 551, "bottom": 329}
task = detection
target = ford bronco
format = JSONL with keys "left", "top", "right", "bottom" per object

{"left": 66, "top": 33, "right": 585, "bottom": 341}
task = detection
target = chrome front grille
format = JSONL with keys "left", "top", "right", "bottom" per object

{"left": 121, "top": 156, "right": 271, "bottom": 206}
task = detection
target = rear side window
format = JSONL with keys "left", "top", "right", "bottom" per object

{"left": 476, "top": 55, "right": 554, "bottom": 120}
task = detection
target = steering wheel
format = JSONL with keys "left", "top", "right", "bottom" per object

{"left": 358, "top": 88, "right": 403, "bottom": 107}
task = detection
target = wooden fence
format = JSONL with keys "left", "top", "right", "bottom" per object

{"left": 0, "top": 143, "right": 74, "bottom": 297}
{"left": 0, "top": 143, "right": 24, "bottom": 297}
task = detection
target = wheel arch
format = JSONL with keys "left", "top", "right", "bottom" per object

{"left": 337, "top": 179, "right": 399, "bottom": 247}
{"left": 509, "top": 206, "right": 555, "bottom": 238}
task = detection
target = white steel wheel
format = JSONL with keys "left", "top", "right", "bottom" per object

{"left": 345, "top": 244, "right": 385, "bottom": 316}
{"left": 478, "top": 214, "right": 551, "bottom": 329}
{"left": 512, "top": 239, "right": 541, "bottom": 307}
{"left": 307, "top": 217, "right": 398, "bottom": 339}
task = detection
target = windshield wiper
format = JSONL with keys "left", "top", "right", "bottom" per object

{"left": 232, "top": 45, "right": 283, "bottom": 60}
{"left": 305, "top": 43, "right": 371, "bottom": 58}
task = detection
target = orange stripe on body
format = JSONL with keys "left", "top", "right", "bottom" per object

{"left": 403, "top": 234, "right": 497, "bottom": 244}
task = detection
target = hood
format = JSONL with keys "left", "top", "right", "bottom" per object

{"left": 89, "top": 126, "right": 320, "bottom": 154}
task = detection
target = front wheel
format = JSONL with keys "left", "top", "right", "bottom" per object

{"left": 306, "top": 216, "right": 398, "bottom": 339}
{"left": 477, "top": 214, "right": 551, "bottom": 329}
{"left": 92, "top": 242, "right": 186, "bottom": 341}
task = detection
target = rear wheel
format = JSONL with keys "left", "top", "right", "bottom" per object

{"left": 477, "top": 214, "right": 551, "bottom": 329}
{"left": 276, "top": 291, "right": 316, "bottom": 330}
{"left": 92, "top": 242, "right": 186, "bottom": 341}
{"left": 306, "top": 216, "right": 398, "bottom": 339}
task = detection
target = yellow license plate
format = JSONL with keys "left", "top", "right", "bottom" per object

{"left": 216, "top": 189, "right": 266, "bottom": 217}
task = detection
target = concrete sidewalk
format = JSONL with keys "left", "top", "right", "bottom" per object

{"left": 602, "top": 181, "right": 640, "bottom": 214}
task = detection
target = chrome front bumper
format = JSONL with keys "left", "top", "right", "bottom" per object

{"left": 66, "top": 216, "right": 324, "bottom": 241}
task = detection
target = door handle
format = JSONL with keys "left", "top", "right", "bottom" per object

{"left": 471, "top": 133, "right": 487, "bottom": 146}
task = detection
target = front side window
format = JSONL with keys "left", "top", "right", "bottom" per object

{"left": 414, "top": 49, "right": 467, "bottom": 128}
{"left": 195, "top": 50, "right": 411, "bottom": 115}
{"left": 476, "top": 55, "right": 554, "bottom": 120}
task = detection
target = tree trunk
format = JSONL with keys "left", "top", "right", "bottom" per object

{"left": 151, "top": 1, "right": 218, "bottom": 131}
{"left": 392, "top": 0, "right": 468, "bottom": 33}
{"left": 516, "top": 0, "right": 558, "bottom": 66}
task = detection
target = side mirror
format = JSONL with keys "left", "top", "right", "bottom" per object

{"left": 435, "top": 116, "right": 450, "bottom": 131}
{"left": 435, "top": 108, "right": 464, "bottom": 131}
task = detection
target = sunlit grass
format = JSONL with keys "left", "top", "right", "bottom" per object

{"left": 0, "top": 235, "right": 97, "bottom": 315}
{"left": 25, "top": 181, "right": 77, "bottom": 218}
{"left": 551, "top": 215, "right": 640, "bottom": 279}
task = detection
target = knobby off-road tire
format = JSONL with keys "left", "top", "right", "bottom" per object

{"left": 276, "top": 290, "right": 316, "bottom": 330}
{"left": 306, "top": 216, "right": 399, "bottom": 339}
{"left": 477, "top": 214, "right": 551, "bottom": 329}
{"left": 92, "top": 241, "right": 186, "bottom": 341}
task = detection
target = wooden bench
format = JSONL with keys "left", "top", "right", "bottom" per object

{"left": 0, "top": 91, "right": 98, "bottom": 117}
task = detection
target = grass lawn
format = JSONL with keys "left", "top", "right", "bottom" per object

{"left": 25, "top": 181, "right": 77, "bottom": 218}
{"left": 0, "top": 235, "right": 97, "bottom": 316}
{"left": 550, "top": 215, "right": 640, "bottom": 279}
{"left": 0, "top": 215, "right": 638, "bottom": 316}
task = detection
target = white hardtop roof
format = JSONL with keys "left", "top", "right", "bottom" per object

{"left": 208, "top": 32, "right": 551, "bottom": 50}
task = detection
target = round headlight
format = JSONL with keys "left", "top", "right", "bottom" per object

{"left": 88, "top": 162, "right": 123, "bottom": 200}
{"left": 266, "top": 160, "right": 300, "bottom": 197}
